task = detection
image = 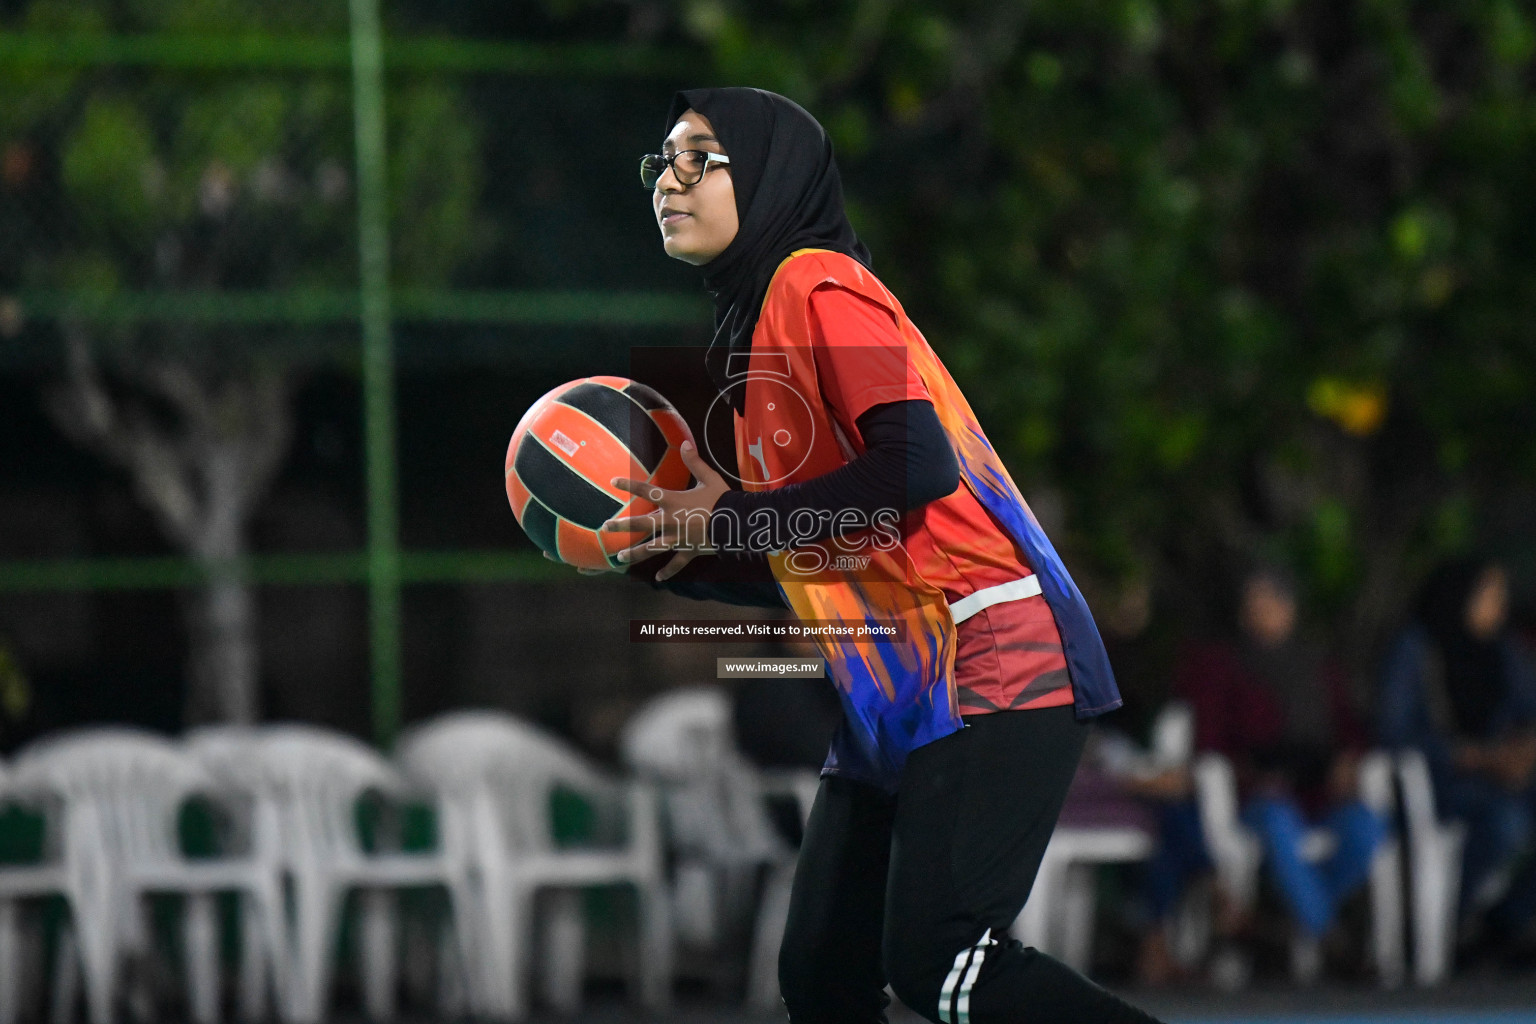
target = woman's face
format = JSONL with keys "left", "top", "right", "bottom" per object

{"left": 1466, "top": 565, "right": 1509, "bottom": 640}
{"left": 652, "top": 109, "right": 738, "bottom": 265}
{"left": 1241, "top": 576, "right": 1296, "bottom": 648}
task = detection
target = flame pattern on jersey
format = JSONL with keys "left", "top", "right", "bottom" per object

{"left": 728, "top": 250, "right": 1121, "bottom": 790}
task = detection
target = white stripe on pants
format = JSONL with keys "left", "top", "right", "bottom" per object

{"left": 938, "top": 928, "right": 995, "bottom": 1024}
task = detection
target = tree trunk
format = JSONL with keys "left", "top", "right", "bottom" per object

{"left": 183, "top": 570, "right": 258, "bottom": 726}
{"left": 47, "top": 334, "right": 290, "bottom": 728}
{"left": 182, "top": 447, "right": 262, "bottom": 726}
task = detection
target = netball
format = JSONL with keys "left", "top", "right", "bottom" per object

{"left": 505, "top": 375, "right": 695, "bottom": 571}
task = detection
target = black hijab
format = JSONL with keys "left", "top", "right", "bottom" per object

{"left": 1417, "top": 557, "right": 1506, "bottom": 736}
{"left": 664, "top": 88, "right": 872, "bottom": 412}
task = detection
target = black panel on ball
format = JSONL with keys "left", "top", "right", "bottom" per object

{"left": 622, "top": 381, "right": 670, "bottom": 411}
{"left": 518, "top": 494, "right": 560, "bottom": 557}
{"left": 513, "top": 435, "right": 624, "bottom": 529}
{"left": 556, "top": 381, "right": 668, "bottom": 475}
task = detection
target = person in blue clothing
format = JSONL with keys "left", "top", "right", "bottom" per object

{"left": 1177, "top": 565, "right": 1385, "bottom": 964}
{"left": 1059, "top": 577, "right": 1213, "bottom": 986}
{"left": 1378, "top": 557, "right": 1536, "bottom": 960}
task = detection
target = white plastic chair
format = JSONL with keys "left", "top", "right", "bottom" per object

{"left": 397, "top": 710, "right": 672, "bottom": 1021}
{"left": 1395, "top": 747, "right": 1465, "bottom": 985}
{"left": 0, "top": 758, "right": 83, "bottom": 1024}
{"left": 618, "top": 687, "right": 808, "bottom": 1011}
{"left": 1012, "top": 825, "right": 1156, "bottom": 972}
{"left": 6, "top": 728, "right": 281, "bottom": 1024}
{"left": 0, "top": 737, "right": 118, "bottom": 1024}
{"left": 245, "top": 724, "right": 472, "bottom": 1024}
{"left": 1192, "top": 748, "right": 1405, "bottom": 987}
{"left": 182, "top": 725, "right": 296, "bottom": 1023}
{"left": 1011, "top": 703, "right": 1198, "bottom": 973}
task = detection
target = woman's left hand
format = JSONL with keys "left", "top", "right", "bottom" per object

{"left": 602, "top": 440, "right": 731, "bottom": 582}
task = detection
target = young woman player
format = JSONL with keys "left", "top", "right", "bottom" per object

{"left": 586, "top": 87, "right": 1162, "bottom": 1024}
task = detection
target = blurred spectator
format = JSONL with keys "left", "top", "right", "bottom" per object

{"left": 1099, "top": 576, "right": 1178, "bottom": 746}
{"left": 1513, "top": 580, "right": 1536, "bottom": 679}
{"left": 1177, "top": 565, "right": 1385, "bottom": 956}
{"left": 1377, "top": 557, "right": 1536, "bottom": 962}
{"left": 1061, "top": 578, "right": 1210, "bottom": 985}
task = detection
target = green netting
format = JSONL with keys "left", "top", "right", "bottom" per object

{"left": 0, "top": 8, "right": 699, "bottom": 743}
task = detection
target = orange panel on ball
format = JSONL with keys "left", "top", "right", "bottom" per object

{"left": 649, "top": 409, "right": 697, "bottom": 488}
{"left": 650, "top": 446, "right": 690, "bottom": 491}
{"left": 555, "top": 517, "right": 617, "bottom": 572}
{"left": 505, "top": 462, "right": 531, "bottom": 521}
{"left": 533, "top": 403, "right": 652, "bottom": 503}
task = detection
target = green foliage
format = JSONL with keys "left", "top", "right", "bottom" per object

{"left": 61, "top": 98, "right": 159, "bottom": 243}
{"left": 2, "top": 0, "right": 485, "bottom": 307}
{"left": 387, "top": 82, "right": 485, "bottom": 284}
{"left": 537, "top": 0, "right": 1535, "bottom": 660}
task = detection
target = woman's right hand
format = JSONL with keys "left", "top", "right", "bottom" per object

{"left": 542, "top": 551, "right": 609, "bottom": 576}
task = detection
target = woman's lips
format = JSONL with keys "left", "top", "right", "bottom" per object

{"left": 659, "top": 209, "right": 690, "bottom": 227}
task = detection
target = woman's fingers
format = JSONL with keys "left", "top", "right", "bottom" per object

{"left": 677, "top": 439, "right": 718, "bottom": 484}
{"left": 601, "top": 511, "right": 660, "bottom": 534}
{"left": 655, "top": 549, "right": 699, "bottom": 582}
{"left": 614, "top": 532, "right": 675, "bottom": 564}
{"left": 605, "top": 444, "right": 723, "bottom": 556}
{"left": 611, "top": 476, "right": 667, "bottom": 501}
{"left": 606, "top": 475, "right": 669, "bottom": 535}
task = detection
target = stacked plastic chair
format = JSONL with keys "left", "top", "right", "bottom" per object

{"left": 1013, "top": 825, "right": 1157, "bottom": 973}
{"left": 0, "top": 757, "right": 84, "bottom": 1024}
{"left": 1011, "top": 703, "right": 1195, "bottom": 973}
{"left": 619, "top": 686, "right": 814, "bottom": 1011}
{"left": 215, "top": 724, "right": 474, "bottom": 1024}
{"left": 397, "top": 710, "right": 672, "bottom": 1021}
{"left": 3, "top": 728, "right": 281, "bottom": 1024}
{"left": 182, "top": 725, "right": 292, "bottom": 1022}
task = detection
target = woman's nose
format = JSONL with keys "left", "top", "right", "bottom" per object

{"left": 655, "top": 162, "right": 684, "bottom": 193}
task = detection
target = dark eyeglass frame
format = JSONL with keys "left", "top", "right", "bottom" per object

{"left": 639, "top": 150, "right": 731, "bottom": 190}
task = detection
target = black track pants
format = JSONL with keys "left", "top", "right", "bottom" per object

{"left": 778, "top": 705, "right": 1164, "bottom": 1024}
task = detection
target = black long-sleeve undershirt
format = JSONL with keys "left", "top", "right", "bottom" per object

{"left": 643, "top": 399, "right": 959, "bottom": 607}
{"left": 709, "top": 398, "right": 959, "bottom": 553}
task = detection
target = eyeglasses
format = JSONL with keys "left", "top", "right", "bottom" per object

{"left": 639, "top": 150, "right": 731, "bottom": 190}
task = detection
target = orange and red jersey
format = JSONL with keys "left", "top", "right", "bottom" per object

{"left": 729, "top": 249, "right": 1119, "bottom": 789}
{"left": 806, "top": 285, "right": 1074, "bottom": 717}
